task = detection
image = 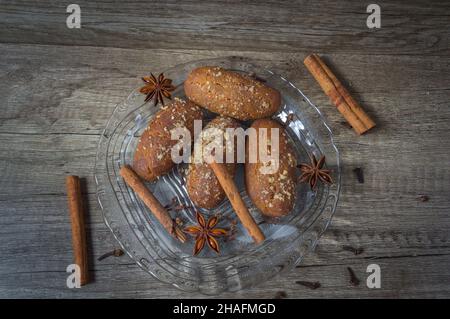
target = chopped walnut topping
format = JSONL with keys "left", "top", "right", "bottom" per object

{"left": 274, "top": 193, "right": 284, "bottom": 201}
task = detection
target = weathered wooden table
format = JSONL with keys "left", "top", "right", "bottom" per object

{"left": 1, "top": 0, "right": 449, "bottom": 298}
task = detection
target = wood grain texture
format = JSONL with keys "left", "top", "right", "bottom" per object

{"left": 0, "top": 0, "right": 449, "bottom": 298}
{"left": 0, "top": 0, "right": 449, "bottom": 55}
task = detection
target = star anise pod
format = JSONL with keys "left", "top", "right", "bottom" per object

{"left": 184, "top": 212, "right": 228, "bottom": 255}
{"left": 297, "top": 154, "right": 333, "bottom": 190}
{"left": 139, "top": 73, "right": 175, "bottom": 106}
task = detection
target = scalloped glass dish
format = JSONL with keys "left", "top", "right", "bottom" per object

{"left": 95, "top": 57, "right": 340, "bottom": 294}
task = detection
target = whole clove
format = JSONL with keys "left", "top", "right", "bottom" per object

{"left": 342, "top": 245, "right": 364, "bottom": 255}
{"left": 164, "top": 197, "right": 191, "bottom": 212}
{"left": 97, "top": 248, "right": 124, "bottom": 261}
{"left": 347, "top": 267, "right": 360, "bottom": 286}
{"left": 352, "top": 167, "right": 364, "bottom": 183}
{"left": 295, "top": 281, "right": 321, "bottom": 290}
{"left": 340, "top": 121, "right": 353, "bottom": 129}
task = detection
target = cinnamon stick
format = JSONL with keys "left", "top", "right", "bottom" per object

{"left": 209, "top": 161, "right": 265, "bottom": 244}
{"left": 119, "top": 165, "right": 186, "bottom": 243}
{"left": 65, "top": 175, "right": 89, "bottom": 286}
{"left": 304, "top": 54, "right": 376, "bottom": 135}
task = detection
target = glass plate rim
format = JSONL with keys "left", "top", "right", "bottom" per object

{"left": 94, "top": 56, "right": 341, "bottom": 294}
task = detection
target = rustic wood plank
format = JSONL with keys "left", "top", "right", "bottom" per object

{"left": 0, "top": 130, "right": 449, "bottom": 297}
{"left": 0, "top": 44, "right": 449, "bottom": 136}
{"left": 1, "top": 0, "right": 450, "bottom": 298}
{"left": 1, "top": 189, "right": 449, "bottom": 298}
{"left": 1, "top": 194, "right": 449, "bottom": 300}
{"left": 1, "top": 44, "right": 450, "bottom": 298}
{"left": 0, "top": 0, "right": 449, "bottom": 55}
{"left": 1, "top": 131, "right": 449, "bottom": 228}
{"left": 1, "top": 191, "right": 448, "bottom": 274}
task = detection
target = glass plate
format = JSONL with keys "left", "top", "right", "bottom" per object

{"left": 95, "top": 56, "right": 340, "bottom": 294}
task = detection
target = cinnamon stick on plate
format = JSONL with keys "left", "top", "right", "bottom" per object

{"left": 304, "top": 54, "right": 376, "bottom": 135}
{"left": 119, "top": 165, "right": 186, "bottom": 243}
{"left": 65, "top": 175, "right": 89, "bottom": 286}
{"left": 209, "top": 161, "right": 265, "bottom": 244}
